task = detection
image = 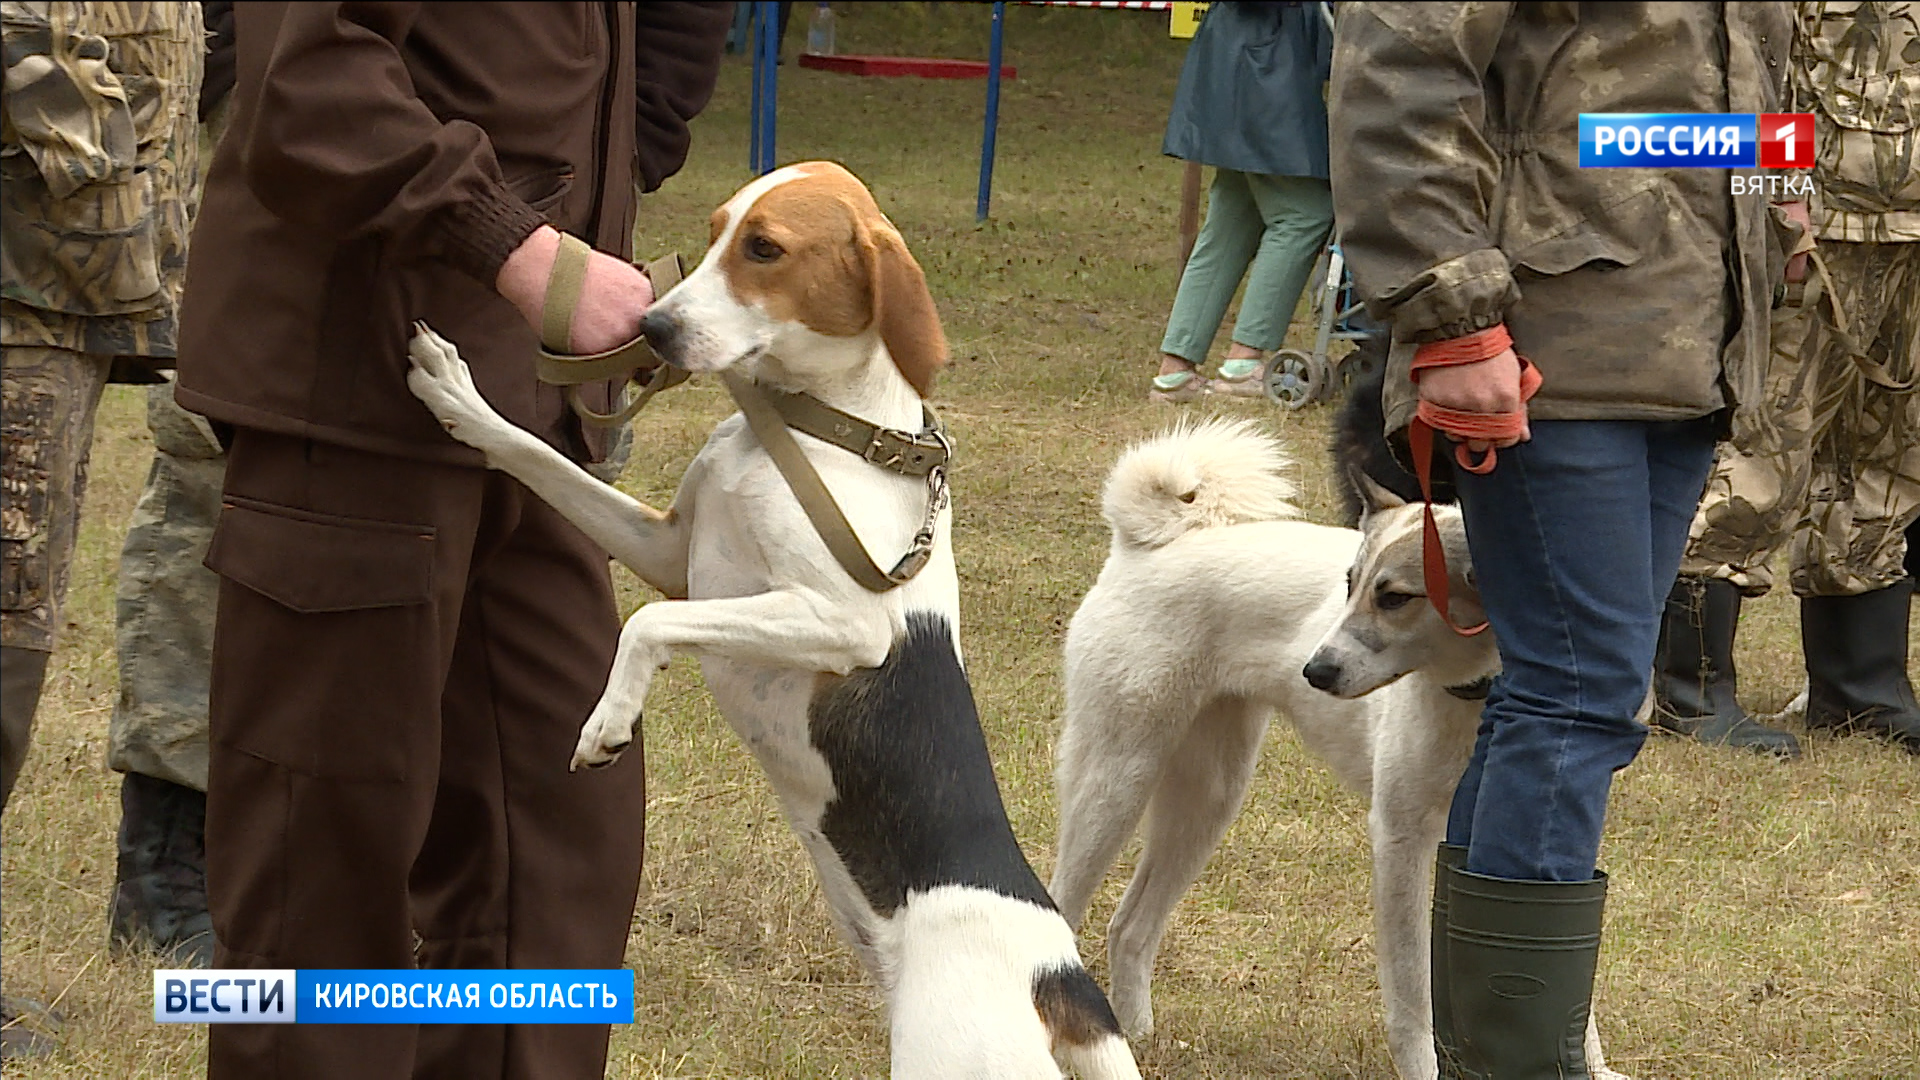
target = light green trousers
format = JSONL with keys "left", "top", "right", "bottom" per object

{"left": 1160, "top": 169, "right": 1333, "bottom": 364}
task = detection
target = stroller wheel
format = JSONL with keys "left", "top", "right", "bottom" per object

{"left": 1265, "top": 349, "right": 1322, "bottom": 409}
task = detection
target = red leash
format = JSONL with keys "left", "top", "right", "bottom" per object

{"left": 1406, "top": 325, "right": 1543, "bottom": 637}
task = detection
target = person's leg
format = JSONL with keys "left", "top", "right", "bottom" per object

{"left": 1442, "top": 417, "right": 1713, "bottom": 1079}
{"left": 204, "top": 431, "right": 486, "bottom": 1080}
{"left": 1155, "top": 169, "right": 1264, "bottom": 395}
{"left": 1, "top": 345, "right": 111, "bottom": 812}
{"left": 1791, "top": 239, "right": 1920, "bottom": 750}
{"left": 0, "top": 344, "right": 109, "bottom": 1059}
{"left": 1211, "top": 175, "right": 1333, "bottom": 387}
{"left": 1657, "top": 305, "right": 1816, "bottom": 753}
{"left": 1447, "top": 417, "right": 1715, "bottom": 883}
{"left": 411, "top": 476, "right": 645, "bottom": 1080}
{"left": 109, "top": 383, "right": 226, "bottom": 966}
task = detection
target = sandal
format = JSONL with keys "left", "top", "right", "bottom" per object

{"left": 1213, "top": 356, "right": 1268, "bottom": 397}
{"left": 1149, "top": 369, "right": 1211, "bottom": 404}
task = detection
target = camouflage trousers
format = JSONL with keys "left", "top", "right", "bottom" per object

{"left": 109, "top": 382, "right": 223, "bottom": 791}
{"left": 1, "top": 345, "right": 112, "bottom": 652}
{"left": 1682, "top": 240, "right": 1920, "bottom": 596}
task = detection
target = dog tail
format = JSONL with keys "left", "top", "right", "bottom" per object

{"left": 1102, "top": 418, "right": 1298, "bottom": 550}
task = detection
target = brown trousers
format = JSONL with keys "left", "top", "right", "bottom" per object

{"left": 203, "top": 429, "right": 647, "bottom": 1080}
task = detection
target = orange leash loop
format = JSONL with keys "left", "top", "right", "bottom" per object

{"left": 1404, "top": 324, "right": 1543, "bottom": 638}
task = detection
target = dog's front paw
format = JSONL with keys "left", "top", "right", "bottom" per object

{"left": 570, "top": 701, "right": 639, "bottom": 771}
{"left": 406, "top": 322, "right": 510, "bottom": 453}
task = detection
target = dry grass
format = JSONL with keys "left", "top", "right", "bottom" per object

{"left": 4, "top": 5, "right": 1917, "bottom": 1078}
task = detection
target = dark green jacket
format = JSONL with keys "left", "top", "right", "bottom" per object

{"left": 1163, "top": 1, "right": 1332, "bottom": 179}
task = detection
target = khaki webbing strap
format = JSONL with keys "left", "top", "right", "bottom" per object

{"left": 720, "top": 371, "right": 944, "bottom": 593}
{"left": 541, "top": 233, "right": 593, "bottom": 354}
{"left": 535, "top": 244, "right": 690, "bottom": 427}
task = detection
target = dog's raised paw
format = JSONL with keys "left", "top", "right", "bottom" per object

{"left": 570, "top": 711, "right": 639, "bottom": 771}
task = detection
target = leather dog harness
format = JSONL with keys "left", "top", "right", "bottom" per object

{"left": 535, "top": 232, "right": 951, "bottom": 594}
{"left": 1407, "top": 324, "right": 1543, "bottom": 638}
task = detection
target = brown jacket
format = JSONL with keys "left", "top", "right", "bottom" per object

{"left": 174, "top": 1, "right": 731, "bottom": 464}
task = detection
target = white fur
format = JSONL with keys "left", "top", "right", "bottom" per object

{"left": 1051, "top": 423, "right": 1628, "bottom": 1080}
{"left": 404, "top": 166, "right": 1136, "bottom": 1078}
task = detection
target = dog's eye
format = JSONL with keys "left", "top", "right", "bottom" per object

{"left": 1377, "top": 590, "right": 1419, "bottom": 611}
{"left": 1177, "top": 489, "right": 1197, "bottom": 504}
{"left": 744, "top": 234, "right": 784, "bottom": 264}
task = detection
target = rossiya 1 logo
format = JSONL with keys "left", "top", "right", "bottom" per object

{"left": 1578, "top": 113, "right": 1814, "bottom": 196}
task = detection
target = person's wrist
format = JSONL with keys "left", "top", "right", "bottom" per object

{"left": 496, "top": 225, "right": 561, "bottom": 320}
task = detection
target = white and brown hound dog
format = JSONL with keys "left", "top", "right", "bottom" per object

{"left": 405, "top": 161, "right": 1138, "bottom": 1080}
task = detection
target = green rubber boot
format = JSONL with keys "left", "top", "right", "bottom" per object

{"left": 1447, "top": 867, "right": 1607, "bottom": 1080}
{"left": 1432, "top": 844, "right": 1469, "bottom": 1079}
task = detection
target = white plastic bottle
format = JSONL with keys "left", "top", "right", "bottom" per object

{"left": 806, "top": 1, "right": 835, "bottom": 56}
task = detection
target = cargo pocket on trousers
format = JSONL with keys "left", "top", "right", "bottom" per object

{"left": 204, "top": 495, "right": 438, "bottom": 780}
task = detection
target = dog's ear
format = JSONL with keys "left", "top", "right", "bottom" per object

{"left": 865, "top": 218, "right": 947, "bottom": 397}
{"left": 1349, "top": 461, "right": 1407, "bottom": 518}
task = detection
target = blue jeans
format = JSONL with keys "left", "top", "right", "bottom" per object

{"left": 1445, "top": 418, "right": 1718, "bottom": 882}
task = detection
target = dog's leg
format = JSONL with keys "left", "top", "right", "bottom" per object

{"left": 1105, "top": 695, "right": 1267, "bottom": 1038}
{"left": 573, "top": 588, "right": 892, "bottom": 769}
{"left": 1585, "top": 1013, "right": 1633, "bottom": 1080}
{"left": 1050, "top": 685, "right": 1186, "bottom": 932}
{"left": 1369, "top": 785, "right": 1450, "bottom": 1080}
{"left": 407, "top": 323, "right": 692, "bottom": 595}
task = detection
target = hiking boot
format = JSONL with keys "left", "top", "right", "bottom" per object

{"left": 109, "top": 771, "right": 216, "bottom": 967}
{"left": 1651, "top": 576, "right": 1801, "bottom": 757}
{"left": 1148, "top": 369, "right": 1210, "bottom": 404}
{"left": 1446, "top": 866, "right": 1608, "bottom": 1080}
{"left": 1800, "top": 580, "right": 1920, "bottom": 754}
{"left": 0, "top": 992, "right": 61, "bottom": 1061}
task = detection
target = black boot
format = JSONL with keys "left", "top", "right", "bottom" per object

{"left": 1, "top": 645, "right": 52, "bottom": 813}
{"left": 109, "top": 771, "right": 216, "bottom": 967}
{"left": 1801, "top": 580, "right": 1920, "bottom": 754}
{"left": 1652, "top": 576, "right": 1802, "bottom": 757}
{"left": 1447, "top": 867, "right": 1608, "bottom": 1080}
{"left": 1431, "top": 844, "right": 1468, "bottom": 1079}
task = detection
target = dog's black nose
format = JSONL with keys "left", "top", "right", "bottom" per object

{"left": 639, "top": 308, "right": 680, "bottom": 358}
{"left": 1302, "top": 656, "right": 1341, "bottom": 693}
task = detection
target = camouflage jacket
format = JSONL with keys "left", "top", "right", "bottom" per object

{"left": 1796, "top": 1, "right": 1920, "bottom": 241}
{"left": 1, "top": 1, "right": 203, "bottom": 360}
{"left": 1329, "top": 3, "right": 1793, "bottom": 451}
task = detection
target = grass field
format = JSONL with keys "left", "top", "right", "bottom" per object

{"left": 4, "top": 5, "right": 1917, "bottom": 1078}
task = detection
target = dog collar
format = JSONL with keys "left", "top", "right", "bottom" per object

{"left": 1445, "top": 676, "right": 1494, "bottom": 701}
{"left": 758, "top": 386, "right": 951, "bottom": 478}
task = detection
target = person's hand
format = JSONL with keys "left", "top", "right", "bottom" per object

{"left": 1778, "top": 199, "right": 1812, "bottom": 285}
{"left": 495, "top": 225, "right": 654, "bottom": 353}
{"left": 1416, "top": 347, "right": 1531, "bottom": 454}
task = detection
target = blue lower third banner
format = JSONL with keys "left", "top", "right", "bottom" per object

{"left": 154, "top": 969, "right": 634, "bottom": 1024}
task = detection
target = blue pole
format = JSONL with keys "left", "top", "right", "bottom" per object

{"left": 748, "top": 4, "right": 764, "bottom": 173}
{"left": 758, "top": 1, "right": 779, "bottom": 175}
{"left": 977, "top": 2, "right": 1005, "bottom": 221}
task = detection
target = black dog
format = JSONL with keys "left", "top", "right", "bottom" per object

{"left": 1329, "top": 334, "right": 1457, "bottom": 527}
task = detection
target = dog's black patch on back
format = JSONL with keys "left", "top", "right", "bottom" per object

{"left": 1332, "top": 339, "right": 1457, "bottom": 527}
{"left": 808, "top": 612, "right": 1055, "bottom": 917}
{"left": 1032, "top": 963, "right": 1123, "bottom": 1046}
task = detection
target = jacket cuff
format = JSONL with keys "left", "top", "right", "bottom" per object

{"left": 435, "top": 180, "right": 549, "bottom": 286}
{"left": 1371, "top": 248, "right": 1519, "bottom": 345}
